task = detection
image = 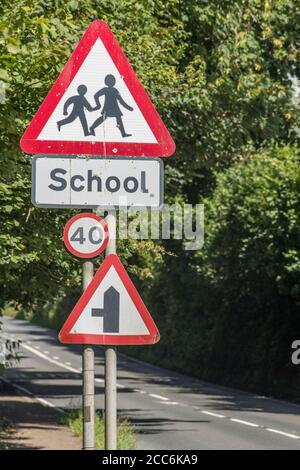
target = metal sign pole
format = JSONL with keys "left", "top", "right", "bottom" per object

{"left": 82, "top": 259, "right": 95, "bottom": 450}
{"left": 104, "top": 210, "right": 117, "bottom": 450}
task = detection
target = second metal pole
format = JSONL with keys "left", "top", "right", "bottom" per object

{"left": 105, "top": 210, "right": 117, "bottom": 450}
{"left": 82, "top": 259, "right": 95, "bottom": 450}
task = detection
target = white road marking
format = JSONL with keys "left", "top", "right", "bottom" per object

{"left": 65, "top": 362, "right": 72, "bottom": 366}
{"left": 230, "top": 418, "right": 259, "bottom": 428}
{"left": 201, "top": 410, "right": 226, "bottom": 419}
{"left": 149, "top": 393, "right": 169, "bottom": 401}
{"left": 163, "top": 401, "right": 180, "bottom": 405}
{"left": 5, "top": 331, "right": 300, "bottom": 442}
{"left": 95, "top": 378, "right": 104, "bottom": 383}
{"left": 117, "top": 383, "right": 125, "bottom": 388}
{"left": 266, "top": 428, "right": 300, "bottom": 439}
{"left": 20, "top": 394, "right": 32, "bottom": 403}
{"left": 0, "top": 375, "right": 64, "bottom": 414}
{"left": 36, "top": 397, "right": 64, "bottom": 413}
{"left": 53, "top": 356, "right": 59, "bottom": 360}
{"left": 134, "top": 389, "right": 146, "bottom": 394}
{"left": 44, "top": 351, "right": 49, "bottom": 354}
{"left": 21, "top": 343, "right": 79, "bottom": 374}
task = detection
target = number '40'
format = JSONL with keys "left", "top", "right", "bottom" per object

{"left": 70, "top": 226, "right": 102, "bottom": 245}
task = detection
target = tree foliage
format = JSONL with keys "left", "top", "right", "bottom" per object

{"left": 141, "top": 146, "right": 300, "bottom": 398}
{"left": 0, "top": 1, "right": 299, "bottom": 396}
{"left": 199, "top": 146, "right": 300, "bottom": 394}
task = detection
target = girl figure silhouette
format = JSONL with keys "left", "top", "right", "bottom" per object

{"left": 90, "top": 74, "right": 133, "bottom": 137}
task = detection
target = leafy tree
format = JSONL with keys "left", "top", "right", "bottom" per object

{"left": 1, "top": 0, "right": 299, "bottom": 309}
{"left": 0, "top": 1, "right": 299, "bottom": 397}
{"left": 198, "top": 145, "right": 300, "bottom": 397}
{"left": 142, "top": 146, "right": 300, "bottom": 398}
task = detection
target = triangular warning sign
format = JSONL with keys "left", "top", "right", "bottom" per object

{"left": 59, "top": 254, "right": 160, "bottom": 345}
{"left": 20, "top": 20, "right": 175, "bottom": 158}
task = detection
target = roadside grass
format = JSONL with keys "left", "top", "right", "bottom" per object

{"left": 0, "top": 383, "right": 13, "bottom": 450}
{"left": 0, "top": 415, "right": 12, "bottom": 449}
{"left": 3, "top": 305, "right": 137, "bottom": 450}
{"left": 60, "top": 409, "right": 136, "bottom": 450}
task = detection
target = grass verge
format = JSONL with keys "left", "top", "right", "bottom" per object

{"left": 0, "top": 382, "right": 14, "bottom": 450}
{"left": 0, "top": 415, "right": 12, "bottom": 449}
{"left": 60, "top": 409, "right": 136, "bottom": 450}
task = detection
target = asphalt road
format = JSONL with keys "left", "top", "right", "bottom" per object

{"left": 2, "top": 316, "right": 300, "bottom": 450}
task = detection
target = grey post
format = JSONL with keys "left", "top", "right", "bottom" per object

{"left": 82, "top": 259, "right": 95, "bottom": 450}
{"left": 105, "top": 210, "right": 117, "bottom": 450}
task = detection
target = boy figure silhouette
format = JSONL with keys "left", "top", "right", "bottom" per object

{"left": 90, "top": 74, "right": 133, "bottom": 137}
{"left": 57, "top": 84, "right": 93, "bottom": 136}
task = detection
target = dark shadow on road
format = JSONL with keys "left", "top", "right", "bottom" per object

{"left": 117, "top": 408, "right": 210, "bottom": 435}
{"left": 3, "top": 317, "right": 300, "bottom": 417}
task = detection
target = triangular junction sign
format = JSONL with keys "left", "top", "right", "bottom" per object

{"left": 20, "top": 20, "right": 175, "bottom": 158}
{"left": 59, "top": 254, "right": 160, "bottom": 345}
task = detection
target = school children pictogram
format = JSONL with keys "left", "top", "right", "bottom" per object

{"left": 57, "top": 75, "right": 134, "bottom": 138}
{"left": 38, "top": 39, "right": 153, "bottom": 145}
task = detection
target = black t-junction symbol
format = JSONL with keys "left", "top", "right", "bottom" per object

{"left": 91, "top": 286, "right": 120, "bottom": 333}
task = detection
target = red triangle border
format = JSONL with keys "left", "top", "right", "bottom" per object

{"left": 59, "top": 254, "right": 160, "bottom": 345}
{"left": 20, "top": 20, "right": 175, "bottom": 158}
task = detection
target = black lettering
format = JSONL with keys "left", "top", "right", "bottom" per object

{"left": 124, "top": 176, "right": 138, "bottom": 193}
{"left": 88, "top": 226, "right": 102, "bottom": 244}
{"left": 106, "top": 176, "right": 120, "bottom": 193}
{"left": 70, "top": 175, "right": 84, "bottom": 192}
{"left": 141, "top": 171, "right": 149, "bottom": 193}
{"left": 87, "top": 170, "right": 102, "bottom": 192}
{"left": 48, "top": 168, "right": 67, "bottom": 191}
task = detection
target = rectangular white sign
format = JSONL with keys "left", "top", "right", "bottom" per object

{"left": 32, "top": 156, "right": 163, "bottom": 209}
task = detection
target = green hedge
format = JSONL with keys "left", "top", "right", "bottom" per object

{"left": 131, "top": 146, "right": 300, "bottom": 401}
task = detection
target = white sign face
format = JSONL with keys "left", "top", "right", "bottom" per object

{"left": 20, "top": 21, "right": 175, "bottom": 157}
{"left": 59, "top": 254, "right": 160, "bottom": 345}
{"left": 64, "top": 213, "right": 108, "bottom": 259}
{"left": 70, "top": 264, "right": 149, "bottom": 336}
{"left": 32, "top": 156, "right": 163, "bottom": 209}
{"left": 38, "top": 38, "right": 157, "bottom": 145}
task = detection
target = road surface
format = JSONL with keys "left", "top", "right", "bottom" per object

{"left": 1, "top": 316, "right": 300, "bottom": 450}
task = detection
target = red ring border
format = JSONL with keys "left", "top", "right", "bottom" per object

{"left": 63, "top": 213, "right": 109, "bottom": 259}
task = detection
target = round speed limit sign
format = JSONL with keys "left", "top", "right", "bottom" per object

{"left": 64, "top": 213, "right": 109, "bottom": 259}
